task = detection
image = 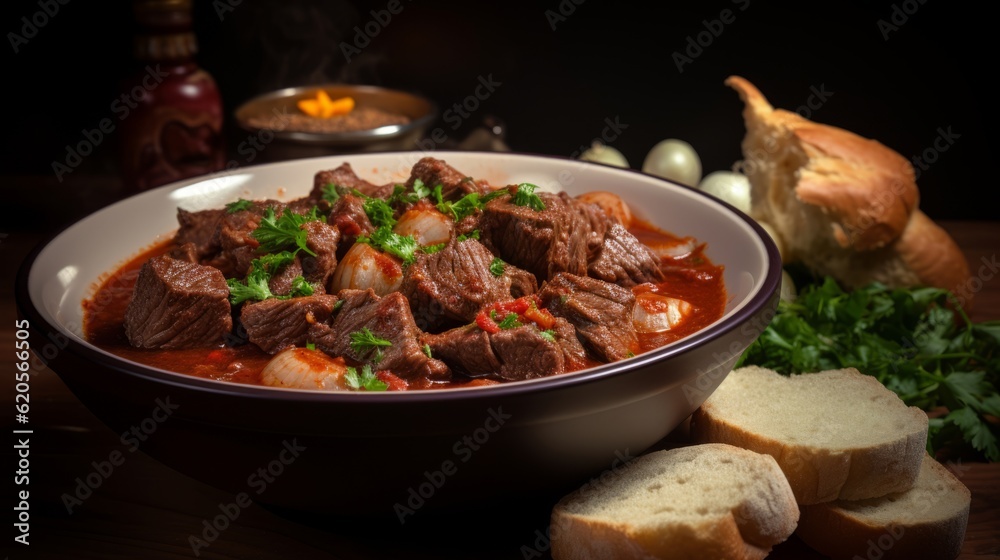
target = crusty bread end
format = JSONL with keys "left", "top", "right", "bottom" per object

{"left": 795, "top": 454, "right": 971, "bottom": 560}
{"left": 550, "top": 443, "right": 798, "bottom": 560}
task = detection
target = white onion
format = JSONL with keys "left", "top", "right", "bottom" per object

{"left": 261, "top": 347, "right": 348, "bottom": 390}
{"left": 632, "top": 292, "right": 693, "bottom": 333}
{"left": 642, "top": 139, "right": 702, "bottom": 186}
{"left": 330, "top": 243, "right": 403, "bottom": 296}
{"left": 578, "top": 141, "right": 629, "bottom": 168}
{"left": 780, "top": 270, "right": 797, "bottom": 302}
{"left": 698, "top": 171, "right": 751, "bottom": 214}
{"left": 647, "top": 237, "right": 697, "bottom": 260}
{"left": 394, "top": 207, "right": 453, "bottom": 246}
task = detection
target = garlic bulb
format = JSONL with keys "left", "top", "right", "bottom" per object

{"left": 642, "top": 139, "right": 702, "bottom": 186}
{"left": 698, "top": 171, "right": 751, "bottom": 215}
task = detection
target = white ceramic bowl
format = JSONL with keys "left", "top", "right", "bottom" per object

{"left": 17, "top": 151, "right": 780, "bottom": 514}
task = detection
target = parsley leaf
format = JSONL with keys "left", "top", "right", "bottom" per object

{"left": 422, "top": 343, "right": 433, "bottom": 358}
{"left": 288, "top": 275, "right": 314, "bottom": 298}
{"left": 352, "top": 189, "right": 396, "bottom": 228}
{"left": 497, "top": 313, "right": 522, "bottom": 330}
{"left": 226, "top": 269, "right": 272, "bottom": 305}
{"left": 349, "top": 327, "right": 393, "bottom": 363}
{"left": 252, "top": 207, "right": 322, "bottom": 256}
{"left": 388, "top": 179, "right": 432, "bottom": 205}
{"left": 321, "top": 183, "right": 342, "bottom": 203}
{"left": 226, "top": 199, "right": 253, "bottom": 213}
{"left": 421, "top": 242, "right": 446, "bottom": 255}
{"left": 489, "top": 257, "right": 505, "bottom": 277}
{"left": 344, "top": 364, "right": 388, "bottom": 391}
{"left": 306, "top": 341, "right": 316, "bottom": 351}
{"left": 456, "top": 229, "right": 480, "bottom": 242}
{"left": 539, "top": 329, "right": 556, "bottom": 342}
{"left": 357, "top": 226, "right": 420, "bottom": 265}
{"left": 512, "top": 183, "right": 546, "bottom": 211}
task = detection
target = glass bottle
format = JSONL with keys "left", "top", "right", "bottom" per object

{"left": 120, "top": 0, "right": 224, "bottom": 192}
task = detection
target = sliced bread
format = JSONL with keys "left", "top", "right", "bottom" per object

{"left": 690, "top": 366, "right": 928, "bottom": 504}
{"left": 550, "top": 443, "right": 799, "bottom": 560}
{"left": 795, "top": 454, "right": 971, "bottom": 560}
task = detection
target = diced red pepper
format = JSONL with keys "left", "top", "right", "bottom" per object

{"left": 476, "top": 312, "right": 501, "bottom": 334}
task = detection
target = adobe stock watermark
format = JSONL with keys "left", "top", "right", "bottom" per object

{"left": 212, "top": 0, "right": 243, "bottom": 21}
{"left": 848, "top": 458, "right": 971, "bottom": 560}
{"left": 545, "top": 0, "right": 587, "bottom": 30}
{"left": 340, "top": 0, "right": 411, "bottom": 63}
{"left": 188, "top": 439, "right": 307, "bottom": 556}
{"left": 673, "top": 0, "right": 751, "bottom": 73}
{"left": 7, "top": 0, "right": 71, "bottom": 54}
{"left": 51, "top": 64, "right": 170, "bottom": 182}
{"left": 60, "top": 396, "right": 180, "bottom": 514}
{"left": 877, "top": 0, "right": 929, "bottom": 41}
{"left": 519, "top": 448, "right": 636, "bottom": 559}
{"left": 393, "top": 407, "right": 511, "bottom": 524}
{"left": 391, "top": 73, "right": 503, "bottom": 175}
{"left": 733, "top": 83, "right": 834, "bottom": 176}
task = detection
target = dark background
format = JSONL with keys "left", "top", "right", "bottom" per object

{"left": 2, "top": 0, "right": 994, "bottom": 226}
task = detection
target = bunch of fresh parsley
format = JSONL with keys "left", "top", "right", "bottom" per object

{"left": 737, "top": 276, "right": 1000, "bottom": 461}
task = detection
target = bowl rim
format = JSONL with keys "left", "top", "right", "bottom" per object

{"left": 16, "top": 150, "right": 781, "bottom": 404}
{"left": 233, "top": 83, "right": 439, "bottom": 145}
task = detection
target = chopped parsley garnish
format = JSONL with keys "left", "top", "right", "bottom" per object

{"left": 349, "top": 327, "right": 393, "bottom": 363}
{"left": 344, "top": 364, "right": 388, "bottom": 391}
{"left": 252, "top": 207, "right": 322, "bottom": 256}
{"left": 422, "top": 343, "right": 433, "bottom": 358}
{"left": 496, "top": 313, "right": 522, "bottom": 330}
{"left": 226, "top": 199, "right": 253, "bottom": 213}
{"left": 306, "top": 342, "right": 316, "bottom": 351}
{"left": 321, "top": 183, "right": 342, "bottom": 203}
{"left": 539, "top": 329, "right": 556, "bottom": 342}
{"left": 226, "top": 265, "right": 273, "bottom": 305}
{"left": 421, "top": 242, "right": 446, "bottom": 255}
{"left": 489, "top": 257, "right": 505, "bottom": 277}
{"left": 333, "top": 299, "right": 344, "bottom": 313}
{"left": 357, "top": 226, "right": 420, "bottom": 265}
{"left": 388, "top": 179, "right": 432, "bottom": 205}
{"left": 226, "top": 251, "right": 313, "bottom": 304}
{"left": 288, "top": 275, "right": 314, "bottom": 298}
{"left": 351, "top": 189, "right": 396, "bottom": 228}
{"left": 456, "top": 229, "right": 480, "bottom": 242}
{"left": 738, "top": 276, "right": 1000, "bottom": 461}
{"left": 433, "top": 185, "right": 487, "bottom": 222}
{"left": 512, "top": 183, "right": 545, "bottom": 211}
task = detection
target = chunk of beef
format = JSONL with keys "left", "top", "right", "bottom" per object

{"left": 407, "top": 157, "right": 489, "bottom": 200}
{"left": 479, "top": 191, "right": 591, "bottom": 281}
{"left": 267, "top": 257, "right": 305, "bottom": 296}
{"left": 169, "top": 242, "right": 199, "bottom": 263}
{"left": 124, "top": 255, "right": 232, "bottom": 349}
{"left": 309, "top": 289, "right": 450, "bottom": 382}
{"left": 575, "top": 198, "right": 610, "bottom": 260}
{"left": 301, "top": 220, "right": 341, "bottom": 292}
{"left": 539, "top": 272, "right": 639, "bottom": 362}
{"left": 311, "top": 163, "right": 384, "bottom": 199}
{"left": 588, "top": 223, "right": 665, "bottom": 287}
{"left": 207, "top": 207, "right": 265, "bottom": 278}
{"left": 241, "top": 295, "right": 338, "bottom": 354}
{"left": 425, "top": 317, "right": 585, "bottom": 382}
{"left": 174, "top": 208, "right": 224, "bottom": 259}
{"left": 401, "top": 239, "right": 537, "bottom": 332}
{"left": 328, "top": 193, "right": 374, "bottom": 249}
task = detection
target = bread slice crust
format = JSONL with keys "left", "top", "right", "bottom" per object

{"left": 795, "top": 454, "right": 971, "bottom": 560}
{"left": 691, "top": 366, "right": 928, "bottom": 505}
{"left": 550, "top": 443, "right": 798, "bottom": 560}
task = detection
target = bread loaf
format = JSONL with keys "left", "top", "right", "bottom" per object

{"left": 550, "top": 443, "right": 799, "bottom": 560}
{"left": 691, "top": 366, "right": 928, "bottom": 504}
{"left": 726, "top": 76, "right": 970, "bottom": 297}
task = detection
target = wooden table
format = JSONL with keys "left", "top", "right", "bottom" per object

{"left": 3, "top": 221, "right": 998, "bottom": 559}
